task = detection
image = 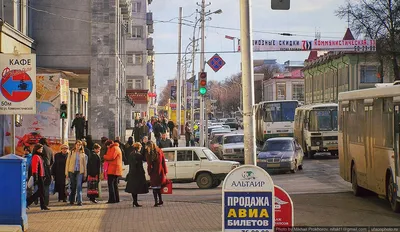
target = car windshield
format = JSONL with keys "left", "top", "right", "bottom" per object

{"left": 203, "top": 149, "right": 219, "bottom": 161}
{"left": 262, "top": 140, "right": 294, "bottom": 152}
{"left": 224, "top": 135, "right": 244, "bottom": 144}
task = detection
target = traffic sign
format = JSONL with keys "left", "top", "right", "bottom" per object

{"left": 222, "top": 165, "right": 275, "bottom": 232}
{"left": 0, "top": 54, "right": 36, "bottom": 115}
{"left": 274, "top": 185, "right": 294, "bottom": 229}
{"left": 207, "top": 54, "right": 226, "bottom": 72}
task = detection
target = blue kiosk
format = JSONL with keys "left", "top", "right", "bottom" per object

{"left": 0, "top": 154, "right": 28, "bottom": 231}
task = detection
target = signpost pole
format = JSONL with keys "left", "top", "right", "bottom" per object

{"left": 61, "top": 118, "right": 65, "bottom": 144}
{"left": 239, "top": 0, "right": 256, "bottom": 165}
{"left": 11, "top": 114, "right": 15, "bottom": 154}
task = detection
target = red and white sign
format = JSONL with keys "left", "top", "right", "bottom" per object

{"left": 274, "top": 185, "right": 294, "bottom": 230}
{"left": 237, "top": 39, "right": 376, "bottom": 52}
{"left": 0, "top": 54, "right": 36, "bottom": 115}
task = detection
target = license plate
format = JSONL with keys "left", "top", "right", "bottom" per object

{"left": 279, "top": 134, "right": 288, "bottom": 136}
{"left": 258, "top": 160, "right": 267, "bottom": 163}
{"left": 267, "top": 163, "right": 280, "bottom": 168}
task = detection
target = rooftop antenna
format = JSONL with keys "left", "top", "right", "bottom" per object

{"left": 347, "top": 4, "right": 351, "bottom": 28}
{"left": 315, "top": 28, "right": 321, "bottom": 40}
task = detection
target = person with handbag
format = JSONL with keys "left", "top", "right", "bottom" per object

{"left": 65, "top": 140, "right": 87, "bottom": 206}
{"left": 145, "top": 141, "right": 168, "bottom": 207}
{"left": 51, "top": 144, "right": 69, "bottom": 202}
{"left": 87, "top": 143, "right": 101, "bottom": 203}
{"left": 26, "top": 144, "right": 50, "bottom": 210}
{"left": 125, "top": 142, "right": 148, "bottom": 207}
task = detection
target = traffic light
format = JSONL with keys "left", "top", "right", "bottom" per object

{"left": 60, "top": 102, "right": 67, "bottom": 119}
{"left": 198, "top": 71, "right": 207, "bottom": 95}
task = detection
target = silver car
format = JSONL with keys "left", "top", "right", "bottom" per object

{"left": 220, "top": 134, "right": 245, "bottom": 163}
{"left": 257, "top": 137, "right": 304, "bottom": 173}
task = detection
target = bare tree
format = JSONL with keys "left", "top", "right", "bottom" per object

{"left": 158, "top": 83, "right": 174, "bottom": 106}
{"left": 336, "top": 0, "right": 400, "bottom": 81}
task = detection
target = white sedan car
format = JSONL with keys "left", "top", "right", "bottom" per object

{"left": 122, "top": 147, "right": 240, "bottom": 189}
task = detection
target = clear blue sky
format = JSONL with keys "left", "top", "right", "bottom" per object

{"left": 149, "top": 0, "right": 350, "bottom": 95}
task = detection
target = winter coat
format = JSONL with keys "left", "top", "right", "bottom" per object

{"left": 124, "top": 144, "right": 134, "bottom": 165}
{"left": 125, "top": 150, "right": 149, "bottom": 194}
{"left": 51, "top": 152, "right": 67, "bottom": 194}
{"left": 103, "top": 143, "right": 123, "bottom": 176}
{"left": 146, "top": 148, "right": 168, "bottom": 187}
{"left": 159, "top": 139, "right": 172, "bottom": 148}
{"left": 87, "top": 151, "right": 101, "bottom": 177}
{"left": 65, "top": 150, "right": 87, "bottom": 177}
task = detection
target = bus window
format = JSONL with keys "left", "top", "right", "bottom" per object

{"left": 309, "top": 109, "right": 337, "bottom": 131}
{"left": 332, "top": 110, "right": 338, "bottom": 131}
{"left": 282, "top": 102, "right": 297, "bottom": 121}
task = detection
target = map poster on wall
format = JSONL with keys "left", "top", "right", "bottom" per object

{"left": 14, "top": 74, "right": 64, "bottom": 155}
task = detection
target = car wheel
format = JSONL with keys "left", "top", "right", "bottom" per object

{"left": 387, "top": 173, "right": 400, "bottom": 213}
{"left": 211, "top": 179, "right": 221, "bottom": 188}
{"left": 196, "top": 173, "right": 213, "bottom": 189}
{"left": 298, "top": 164, "right": 303, "bottom": 170}
{"left": 307, "top": 150, "right": 315, "bottom": 159}
{"left": 290, "top": 161, "right": 298, "bottom": 173}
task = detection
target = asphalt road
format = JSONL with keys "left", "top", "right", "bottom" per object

{"left": 116, "top": 155, "right": 400, "bottom": 226}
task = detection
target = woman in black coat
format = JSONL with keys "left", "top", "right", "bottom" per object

{"left": 87, "top": 143, "right": 101, "bottom": 203}
{"left": 51, "top": 144, "right": 69, "bottom": 202}
{"left": 125, "top": 142, "right": 149, "bottom": 207}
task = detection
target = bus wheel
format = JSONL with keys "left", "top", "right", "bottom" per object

{"left": 351, "top": 165, "right": 363, "bottom": 196}
{"left": 387, "top": 173, "right": 400, "bottom": 213}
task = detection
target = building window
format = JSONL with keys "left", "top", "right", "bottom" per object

{"left": 265, "top": 84, "right": 273, "bottom": 101}
{"left": 127, "top": 78, "right": 143, "bottom": 89}
{"left": 292, "top": 83, "right": 304, "bottom": 102}
{"left": 276, "top": 82, "right": 286, "bottom": 100}
{"left": 133, "top": 2, "right": 141, "bottom": 13}
{"left": 360, "top": 65, "right": 380, "bottom": 83}
{"left": 127, "top": 53, "right": 143, "bottom": 65}
{"left": 131, "top": 26, "right": 143, "bottom": 39}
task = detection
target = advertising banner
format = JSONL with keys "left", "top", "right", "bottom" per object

{"left": 170, "top": 85, "right": 177, "bottom": 101}
{"left": 238, "top": 39, "right": 376, "bottom": 52}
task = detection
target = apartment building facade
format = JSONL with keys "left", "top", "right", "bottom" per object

{"left": 0, "top": 0, "right": 35, "bottom": 155}
{"left": 125, "top": 0, "right": 155, "bottom": 128}
{"left": 30, "top": 0, "right": 133, "bottom": 140}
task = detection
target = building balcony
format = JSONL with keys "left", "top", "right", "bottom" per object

{"left": 147, "top": 38, "right": 154, "bottom": 51}
{"left": 146, "top": 12, "right": 153, "bottom": 25}
{"left": 148, "top": 24, "right": 154, "bottom": 34}
{"left": 147, "top": 62, "right": 154, "bottom": 76}
{"left": 120, "top": 0, "right": 132, "bottom": 19}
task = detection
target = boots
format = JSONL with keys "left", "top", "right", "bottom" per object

{"left": 157, "top": 189, "right": 163, "bottom": 206}
{"left": 132, "top": 194, "right": 142, "bottom": 207}
{"left": 153, "top": 190, "right": 159, "bottom": 207}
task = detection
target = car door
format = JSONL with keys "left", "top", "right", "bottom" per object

{"left": 163, "top": 150, "right": 177, "bottom": 180}
{"left": 175, "top": 150, "right": 197, "bottom": 180}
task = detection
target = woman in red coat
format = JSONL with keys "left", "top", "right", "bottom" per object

{"left": 26, "top": 144, "right": 50, "bottom": 210}
{"left": 145, "top": 141, "right": 167, "bottom": 207}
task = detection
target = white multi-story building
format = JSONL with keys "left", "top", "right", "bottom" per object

{"left": 125, "top": 0, "right": 155, "bottom": 128}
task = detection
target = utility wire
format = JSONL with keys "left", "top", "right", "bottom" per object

{"left": 11, "top": 0, "right": 343, "bottom": 39}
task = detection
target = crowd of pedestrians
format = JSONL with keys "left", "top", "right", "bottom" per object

{"left": 24, "top": 132, "right": 169, "bottom": 210}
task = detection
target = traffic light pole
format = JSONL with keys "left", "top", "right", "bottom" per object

{"left": 199, "top": 0, "right": 205, "bottom": 147}
{"left": 61, "top": 118, "right": 65, "bottom": 144}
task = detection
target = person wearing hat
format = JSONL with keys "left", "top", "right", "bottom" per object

{"left": 125, "top": 142, "right": 148, "bottom": 207}
{"left": 51, "top": 144, "right": 69, "bottom": 202}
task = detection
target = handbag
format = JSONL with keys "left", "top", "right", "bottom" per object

{"left": 27, "top": 176, "right": 34, "bottom": 189}
{"left": 87, "top": 176, "right": 99, "bottom": 197}
{"left": 49, "top": 180, "right": 55, "bottom": 195}
{"left": 161, "top": 179, "right": 172, "bottom": 194}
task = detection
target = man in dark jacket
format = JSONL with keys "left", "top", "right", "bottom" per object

{"left": 39, "top": 138, "right": 53, "bottom": 207}
{"left": 159, "top": 133, "right": 172, "bottom": 148}
{"left": 167, "top": 120, "right": 175, "bottom": 138}
{"left": 71, "top": 114, "right": 84, "bottom": 140}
